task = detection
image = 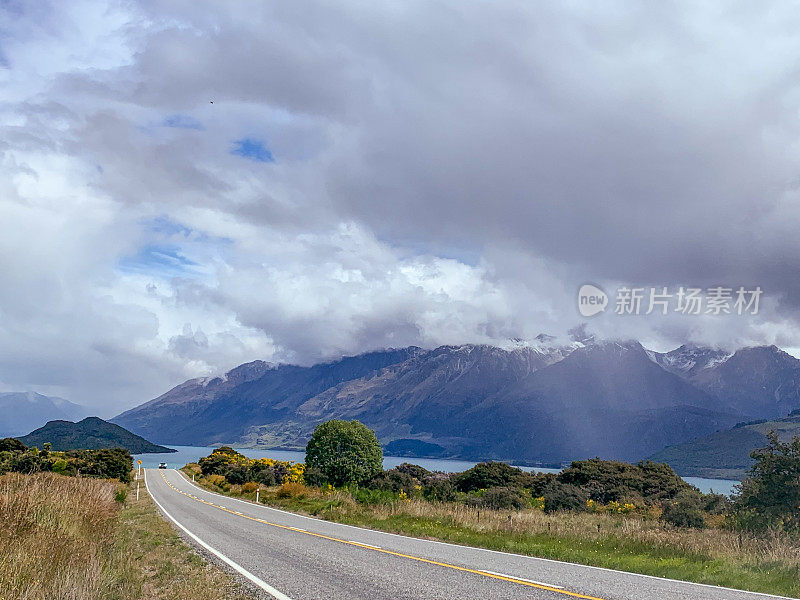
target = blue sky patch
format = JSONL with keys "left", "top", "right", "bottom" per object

{"left": 164, "top": 114, "right": 204, "bottom": 130}
{"left": 118, "top": 243, "right": 199, "bottom": 277}
{"left": 231, "top": 137, "right": 275, "bottom": 162}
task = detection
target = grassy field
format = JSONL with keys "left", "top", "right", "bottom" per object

{"left": 182, "top": 467, "right": 800, "bottom": 598}
{"left": 0, "top": 471, "right": 255, "bottom": 600}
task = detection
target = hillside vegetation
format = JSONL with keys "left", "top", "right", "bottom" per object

{"left": 651, "top": 410, "right": 800, "bottom": 478}
{"left": 18, "top": 416, "right": 175, "bottom": 454}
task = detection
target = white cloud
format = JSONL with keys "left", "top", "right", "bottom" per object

{"left": 2, "top": 1, "right": 800, "bottom": 414}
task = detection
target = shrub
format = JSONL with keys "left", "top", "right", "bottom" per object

{"left": 206, "top": 474, "right": 227, "bottom": 488}
{"left": 51, "top": 458, "right": 69, "bottom": 475}
{"left": 225, "top": 465, "right": 249, "bottom": 485}
{"left": 241, "top": 482, "right": 259, "bottom": 494}
{"left": 368, "top": 469, "right": 418, "bottom": 494}
{"left": 542, "top": 483, "right": 588, "bottom": 513}
{"left": 455, "top": 462, "right": 527, "bottom": 492}
{"left": 305, "top": 420, "right": 383, "bottom": 486}
{"left": 115, "top": 488, "right": 127, "bottom": 503}
{"left": 394, "top": 463, "right": 431, "bottom": 480}
{"left": 284, "top": 462, "right": 305, "bottom": 483}
{"left": 472, "top": 486, "right": 529, "bottom": 510}
{"left": 558, "top": 458, "right": 689, "bottom": 504}
{"left": 422, "top": 473, "right": 458, "bottom": 502}
{"left": 661, "top": 494, "right": 705, "bottom": 528}
{"left": 276, "top": 482, "right": 311, "bottom": 499}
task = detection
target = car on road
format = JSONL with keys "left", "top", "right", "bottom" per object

{"left": 158, "top": 462, "right": 167, "bottom": 469}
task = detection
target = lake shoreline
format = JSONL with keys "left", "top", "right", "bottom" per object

{"left": 134, "top": 445, "right": 741, "bottom": 495}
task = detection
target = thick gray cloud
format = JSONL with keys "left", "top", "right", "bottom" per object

{"left": 2, "top": 1, "right": 800, "bottom": 414}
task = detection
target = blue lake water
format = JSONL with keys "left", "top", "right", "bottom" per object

{"left": 133, "top": 445, "right": 740, "bottom": 496}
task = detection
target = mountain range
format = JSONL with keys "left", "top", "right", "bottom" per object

{"left": 113, "top": 339, "right": 800, "bottom": 465}
{"left": 0, "top": 391, "right": 89, "bottom": 437}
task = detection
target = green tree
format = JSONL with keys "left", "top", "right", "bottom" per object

{"left": 305, "top": 420, "right": 383, "bottom": 486}
{"left": 734, "top": 431, "right": 800, "bottom": 531}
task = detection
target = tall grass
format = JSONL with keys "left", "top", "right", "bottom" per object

{"left": 0, "top": 472, "right": 120, "bottom": 599}
{"left": 0, "top": 472, "right": 254, "bottom": 600}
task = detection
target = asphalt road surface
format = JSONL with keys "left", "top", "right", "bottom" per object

{"left": 145, "top": 469, "right": 792, "bottom": 600}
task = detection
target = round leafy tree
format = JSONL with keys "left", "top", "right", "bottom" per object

{"left": 305, "top": 420, "right": 383, "bottom": 486}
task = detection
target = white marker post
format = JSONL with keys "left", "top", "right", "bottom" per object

{"left": 256, "top": 488, "right": 260, "bottom": 504}
{"left": 192, "top": 473, "right": 195, "bottom": 482}
{"left": 136, "top": 481, "right": 140, "bottom": 501}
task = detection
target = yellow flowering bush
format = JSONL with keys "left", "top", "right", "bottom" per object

{"left": 284, "top": 462, "right": 305, "bottom": 483}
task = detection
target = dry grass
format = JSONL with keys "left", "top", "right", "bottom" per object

{"left": 371, "top": 498, "right": 800, "bottom": 567}
{"left": 0, "top": 472, "right": 255, "bottom": 600}
{"left": 0, "top": 472, "right": 121, "bottom": 599}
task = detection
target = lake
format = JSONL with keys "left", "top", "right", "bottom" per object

{"left": 133, "top": 445, "right": 740, "bottom": 496}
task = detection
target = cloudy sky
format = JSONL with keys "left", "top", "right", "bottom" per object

{"left": 3, "top": 1, "right": 800, "bottom": 414}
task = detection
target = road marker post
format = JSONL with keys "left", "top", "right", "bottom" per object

{"left": 137, "top": 481, "right": 140, "bottom": 501}
{"left": 256, "top": 488, "right": 260, "bottom": 503}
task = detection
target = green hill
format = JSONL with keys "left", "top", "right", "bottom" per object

{"left": 18, "top": 417, "right": 176, "bottom": 454}
{"left": 649, "top": 411, "right": 800, "bottom": 479}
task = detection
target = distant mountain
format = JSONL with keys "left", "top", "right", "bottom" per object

{"left": 649, "top": 410, "right": 800, "bottom": 479}
{"left": 289, "top": 343, "right": 576, "bottom": 458}
{"left": 18, "top": 417, "right": 175, "bottom": 454}
{"left": 447, "top": 341, "right": 741, "bottom": 462}
{"left": 112, "top": 336, "right": 800, "bottom": 464}
{"left": 0, "top": 392, "right": 89, "bottom": 437}
{"left": 647, "top": 344, "right": 731, "bottom": 378}
{"left": 113, "top": 348, "right": 424, "bottom": 445}
{"left": 689, "top": 346, "right": 800, "bottom": 419}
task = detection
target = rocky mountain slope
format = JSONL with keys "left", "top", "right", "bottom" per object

{"left": 113, "top": 338, "right": 800, "bottom": 464}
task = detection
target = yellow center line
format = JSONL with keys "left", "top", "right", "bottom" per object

{"left": 159, "top": 471, "right": 607, "bottom": 600}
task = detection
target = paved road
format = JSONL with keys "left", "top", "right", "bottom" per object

{"left": 145, "top": 469, "right": 791, "bottom": 600}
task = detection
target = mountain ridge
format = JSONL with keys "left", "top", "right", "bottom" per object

{"left": 113, "top": 338, "right": 800, "bottom": 464}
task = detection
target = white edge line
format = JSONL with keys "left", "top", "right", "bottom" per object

{"left": 350, "top": 541, "right": 381, "bottom": 549}
{"left": 173, "top": 470, "right": 793, "bottom": 600}
{"left": 144, "top": 469, "right": 294, "bottom": 600}
{"left": 482, "top": 570, "right": 564, "bottom": 589}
